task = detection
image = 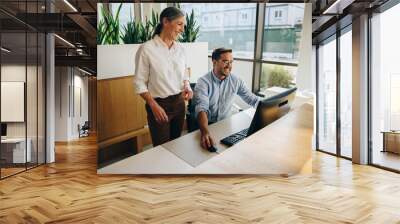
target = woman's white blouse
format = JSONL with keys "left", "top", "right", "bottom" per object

{"left": 134, "top": 35, "right": 189, "bottom": 99}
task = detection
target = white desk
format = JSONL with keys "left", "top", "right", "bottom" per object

{"left": 1, "top": 138, "right": 31, "bottom": 163}
{"left": 97, "top": 146, "right": 193, "bottom": 174}
{"left": 162, "top": 110, "right": 253, "bottom": 167}
{"left": 98, "top": 102, "right": 314, "bottom": 175}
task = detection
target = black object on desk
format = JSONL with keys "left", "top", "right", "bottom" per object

{"left": 207, "top": 145, "right": 218, "bottom": 153}
{"left": 221, "top": 87, "right": 297, "bottom": 147}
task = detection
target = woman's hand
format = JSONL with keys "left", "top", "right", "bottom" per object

{"left": 149, "top": 102, "right": 169, "bottom": 123}
{"left": 182, "top": 85, "right": 193, "bottom": 100}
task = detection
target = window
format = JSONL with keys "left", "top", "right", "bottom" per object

{"left": 112, "top": 3, "right": 134, "bottom": 28}
{"left": 339, "top": 28, "right": 352, "bottom": 158}
{"left": 180, "top": 3, "right": 257, "bottom": 59}
{"left": 260, "top": 64, "right": 297, "bottom": 92}
{"left": 274, "top": 10, "right": 282, "bottom": 18}
{"left": 261, "top": 3, "right": 304, "bottom": 95}
{"left": 371, "top": 3, "right": 400, "bottom": 171}
{"left": 0, "top": 1, "right": 46, "bottom": 179}
{"left": 141, "top": 3, "right": 167, "bottom": 21}
{"left": 317, "top": 36, "right": 337, "bottom": 155}
{"left": 264, "top": 4, "right": 304, "bottom": 63}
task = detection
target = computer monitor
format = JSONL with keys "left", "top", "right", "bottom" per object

{"left": 246, "top": 87, "right": 297, "bottom": 137}
{"left": 1, "top": 123, "right": 7, "bottom": 137}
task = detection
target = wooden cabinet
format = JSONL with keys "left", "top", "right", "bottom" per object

{"left": 382, "top": 131, "right": 400, "bottom": 154}
{"left": 97, "top": 76, "right": 150, "bottom": 152}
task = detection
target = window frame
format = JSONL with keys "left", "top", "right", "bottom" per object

{"left": 139, "top": 3, "right": 304, "bottom": 93}
{"left": 315, "top": 24, "right": 353, "bottom": 161}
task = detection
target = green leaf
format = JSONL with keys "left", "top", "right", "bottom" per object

{"left": 97, "top": 3, "right": 122, "bottom": 45}
{"left": 179, "top": 9, "right": 200, "bottom": 43}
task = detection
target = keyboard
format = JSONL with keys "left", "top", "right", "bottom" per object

{"left": 220, "top": 128, "right": 249, "bottom": 146}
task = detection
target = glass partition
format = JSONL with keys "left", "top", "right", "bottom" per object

{"left": 339, "top": 28, "right": 352, "bottom": 158}
{"left": 317, "top": 36, "right": 337, "bottom": 155}
{"left": 1, "top": 30, "right": 28, "bottom": 177}
{"left": 371, "top": 4, "right": 400, "bottom": 171}
{"left": 0, "top": 1, "right": 46, "bottom": 179}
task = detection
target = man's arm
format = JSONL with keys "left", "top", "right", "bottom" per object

{"left": 194, "top": 77, "right": 215, "bottom": 149}
{"left": 198, "top": 111, "right": 214, "bottom": 149}
{"left": 237, "top": 78, "right": 261, "bottom": 107}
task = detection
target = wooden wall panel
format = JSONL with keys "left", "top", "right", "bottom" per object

{"left": 97, "top": 76, "right": 147, "bottom": 144}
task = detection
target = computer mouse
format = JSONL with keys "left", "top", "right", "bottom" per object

{"left": 207, "top": 145, "right": 218, "bottom": 153}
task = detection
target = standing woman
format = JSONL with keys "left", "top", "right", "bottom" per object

{"left": 134, "top": 7, "right": 193, "bottom": 146}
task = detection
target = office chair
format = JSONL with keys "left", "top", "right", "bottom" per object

{"left": 186, "top": 83, "right": 199, "bottom": 132}
{"left": 79, "top": 121, "right": 90, "bottom": 138}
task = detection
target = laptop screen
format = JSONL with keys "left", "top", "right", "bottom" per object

{"left": 246, "top": 87, "right": 297, "bottom": 137}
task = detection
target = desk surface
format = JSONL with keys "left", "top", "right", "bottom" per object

{"left": 162, "top": 110, "right": 253, "bottom": 167}
{"left": 98, "top": 101, "right": 313, "bottom": 175}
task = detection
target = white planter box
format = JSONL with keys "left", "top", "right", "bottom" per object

{"left": 97, "top": 42, "right": 209, "bottom": 83}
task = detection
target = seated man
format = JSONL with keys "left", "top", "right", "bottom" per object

{"left": 194, "top": 48, "right": 261, "bottom": 149}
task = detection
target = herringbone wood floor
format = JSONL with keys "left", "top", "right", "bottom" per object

{"left": 1, "top": 135, "right": 400, "bottom": 224}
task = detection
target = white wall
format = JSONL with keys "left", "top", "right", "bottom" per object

{"left": 296, "top": 3, "right": 313, "bottom": 95}
{"left": 1, "top": 65, "right": 31, "bottom": 138}
{"left": 2, "top": 63, "right": 46, "bottom": 163}
{"left": 55, "top": 67, "right": 89, "bottom": 141}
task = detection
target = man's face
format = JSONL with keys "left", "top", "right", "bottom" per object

{"left": 214, "top": 52, "right": 233, "bottom": 77}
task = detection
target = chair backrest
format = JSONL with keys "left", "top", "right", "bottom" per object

{"left": 82, "top": 121, "right": 90, "bottom": 129}
{"left": 187, "top": 83, "right": 197, "bottom": 113}
{"left": 186, "top": 83, "right": 199, "bottom": 132}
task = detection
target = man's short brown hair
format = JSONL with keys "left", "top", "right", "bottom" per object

{"left": 211, "top": 48, "right": 232, "bottom": 61}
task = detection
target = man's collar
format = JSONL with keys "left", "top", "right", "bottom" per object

{"left": 211, "top": 70, "right": 230, "bottom": 83}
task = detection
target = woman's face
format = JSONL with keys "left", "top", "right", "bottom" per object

{"left": 162, "top": 16, "right": 185, "bottom": 40}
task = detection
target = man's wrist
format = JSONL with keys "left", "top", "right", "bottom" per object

{"left": 200, "top": 128, "right": 209, "bottom": 135}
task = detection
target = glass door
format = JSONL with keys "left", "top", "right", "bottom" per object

{"left": 317, "top": 35, "right": 337, "bottom": 155}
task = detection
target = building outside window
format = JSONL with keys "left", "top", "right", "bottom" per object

{"left": 260, "top": 3, "right": 304, "bottom": 91}
{"left": 180, "top": 3, "right": 257, "bottom": 59}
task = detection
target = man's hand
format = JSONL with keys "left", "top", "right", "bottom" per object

{"left": 200, "top": 131, "right": 215, "bottom": 149}
{"left": 182, "top": 85, "right": 193, "bottom": 100}
{"left": 149, "top": 101, "right": 168, "bottom": 124}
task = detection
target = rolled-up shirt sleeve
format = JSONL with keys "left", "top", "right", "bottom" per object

{"left": 133, "top": 45, "right": 150, "bottom": 94}
{"left": 237, "top": 78, "right": 260, "bottom": 108}
{"left": 194, "top": 78, "right": 210, "bottom": 119}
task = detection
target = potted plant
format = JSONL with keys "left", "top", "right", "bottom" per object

{"left": 179, "top": 9, "right": 200, "bottom": 43}
{"left": 97, "top": 4, "right": 122, "bottom": 45}
{"left": 267, "top": 66, "right": 294, "bottom": 88}
{"left": 121, "top": 21, "right": 142, "bottom": 44}
{"left": 97, "top": 5, "right": 207, "bottom": 81}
